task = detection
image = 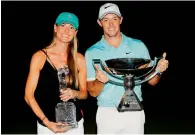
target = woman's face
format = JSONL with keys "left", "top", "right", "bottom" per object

{"left": 54, "top": 23, "right": 77, "bottom": 43}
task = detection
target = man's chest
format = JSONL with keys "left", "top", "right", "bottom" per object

{"left": 95, "top": 45, "right": 143, "bottom": 61}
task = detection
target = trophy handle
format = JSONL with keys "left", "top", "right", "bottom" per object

{"left": 135, "top": 70, "right": 158, "bottom": 85}
{"left": 134, "top": 56, "right": 162, "bottom": 85}
{"left": 134, "top": 56, "right": 160, "bottom": 79}
{"left": 92, "top": 59, "right": 124, "bottom": 86}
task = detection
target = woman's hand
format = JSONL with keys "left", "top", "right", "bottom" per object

{"left": 60, "top": 88, "right": 78, "bottom": 102}
{"left": 43, "top": 118, "right": 70, "bottom": 133}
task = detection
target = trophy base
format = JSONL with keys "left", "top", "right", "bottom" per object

{"left": 57, "top": 123, "right": 78, "bottom": 130}
{"left": 117, "top": 90, "right": 143, "bottom": 112}
{"left": 55, "top": 102, "right": 78, "bottom": 129}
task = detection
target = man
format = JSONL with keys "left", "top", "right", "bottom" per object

{"left": 85, "top": 3, "right": 169, "bottom": 134}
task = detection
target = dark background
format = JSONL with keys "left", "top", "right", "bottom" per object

{"left": 1, "top": 1, "right": 195, "bottom": 134}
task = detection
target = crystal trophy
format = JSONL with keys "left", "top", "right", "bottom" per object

{"left": 55, "top": 66, "right": 78, "bottom": 129}
{"left": 93, "top": 57, "right": 162, "bottom": 112}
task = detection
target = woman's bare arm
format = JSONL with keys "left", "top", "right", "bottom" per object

{"left": 76, "top": 53, "right": 88, "bottom": 99}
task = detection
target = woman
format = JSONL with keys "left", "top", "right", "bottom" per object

{"left": 24, "top": 12, "right": 87, "bottom": 134}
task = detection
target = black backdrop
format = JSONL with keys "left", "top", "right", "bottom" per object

{"left": 1, "top": 1, "right": 195, "bottom": 134}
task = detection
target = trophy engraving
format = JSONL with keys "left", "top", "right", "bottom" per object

{"left": 55, "top": 66, "right": 78, "bottom": 129}
{"left": 93, "top": 57, "right": 161, "bottom": 112}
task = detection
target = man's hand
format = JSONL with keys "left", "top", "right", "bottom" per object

{"left": 156, "top": 52, "right": 169, "bottom": 73}
{"left": 95, "top": 64, "right": 109, "bottom": 83}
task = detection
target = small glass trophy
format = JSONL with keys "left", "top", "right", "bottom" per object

{"left": 55, "top": 66, "right": 78, "bottom": 129}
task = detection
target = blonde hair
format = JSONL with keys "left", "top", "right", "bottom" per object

{"left": 67, "top": 36, "right": 79, "bottom": 89}
{"left": 47, "top": 32, "right": 79, "bottom": 89}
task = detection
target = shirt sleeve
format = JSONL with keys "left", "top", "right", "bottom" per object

{"left": 140, "top": 41, "right": 154, "bottom": 66}
{"left": 85, "top": 50, "right": 96, "bottom": 81}
{"left": 141, "top": 42, "right": 151, "bottom": 60}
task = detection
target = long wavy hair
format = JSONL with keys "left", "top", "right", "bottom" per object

{"left": 46, "top": 32, "right": 79, "bottom": 89}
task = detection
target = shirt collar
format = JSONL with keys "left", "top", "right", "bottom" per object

{"left": 100, "top": 32, "right": 129, "bottom": 50}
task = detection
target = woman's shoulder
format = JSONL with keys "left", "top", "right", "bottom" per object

{"left": 76, "top": 53, "right": 86, "bottom": 69}
{"left": 77, "top": 52, "right": 85, "bottom": 61}
{"left": 32, "top": 49, "right": 46, "bottom": 60}
{"left": 30, "top": 49, "right": 47, "bottom": 70}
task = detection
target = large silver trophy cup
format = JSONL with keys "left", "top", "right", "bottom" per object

{"left": 93, "top": 57, "right": 161, "bottom": 112}
{"left": 55, "top": 66, "right": 78, "bottom": 129}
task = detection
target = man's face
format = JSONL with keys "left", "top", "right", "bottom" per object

{"left": 98, "top": 13, "right": 122, "bottom": 37}
{"left": 54, "top": 23, "right": 77, "bottom": 43}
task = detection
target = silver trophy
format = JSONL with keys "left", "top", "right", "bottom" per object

{"left": 55, "top": 66, "right": 78, "bottom": 129}
{"left": 93, "top": 57, "right": 161, "bottom": 112}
